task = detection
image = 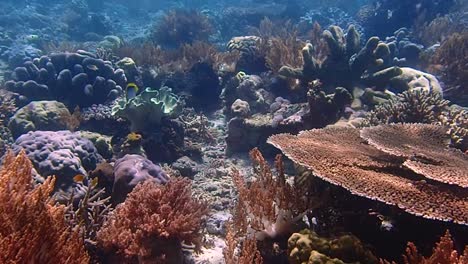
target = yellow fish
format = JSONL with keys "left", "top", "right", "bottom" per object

{"left": 126, "top": 82, "right": 139, "bottom": 100}
{"left": 73, "top": 174, "right": 85, "bottom": 183}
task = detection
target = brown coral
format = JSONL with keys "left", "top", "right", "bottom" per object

{"left": 97, "top": 177, "right": 208, "bottom": 262}
{"left": 383, "top": 230, "right": 468, "bottom": 264}
{"left": 0, "top": 150, "right": 89, "bottom": 263}
{"left": 430, "top": 32, "right": 468, "bottom": 105}
{"left": 151, "top": 9, "right": 213, "bottom": 48}
{"left": 267, "top": 125, "right": 468, "bottom": 225}
{"left": 361, "top": 124, "right": 468, "bottom": 188}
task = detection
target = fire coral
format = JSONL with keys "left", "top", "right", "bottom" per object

{"left": 0, "top": 150, "right": 89, "bottom": 263}
{"left": 97, "top": 177, "right": 208, "bottom": 262}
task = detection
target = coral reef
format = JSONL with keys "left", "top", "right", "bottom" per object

{"left": 0, "top": 151, "right": 89, "bottom": 263}
{"left": 268, "top": 124, "right": 468, "bottom": 225}
{"left": 112, "top": 154, "right": 169, "bottom": 203}
{"left": 112, "top": 86, "right": 183, "bottom": 132}
{"left": 8, "top": 100, "right": 73, "bottom": 138}
{"left": 151, "top": 9, "right": 213, "bottom": 48}
{"left": 5, "top": 52, "right": 124, "bottom": 107}
{"left": 225, "top": 149, "right": 312, "bottom": 262}
{"left": 97, "top": 178, "right": 208, "bottom": 262}
{"left": 365, "top": 89, "right": 468, "bottom": 152}
{"left": 430, "top": 32, "right": 468, "bottom": 105}
{"left": 288, "top": 229, "right": 378, "bottom": 264}
{"left": 12, "top": 130, "right": 102, "bottom": 191}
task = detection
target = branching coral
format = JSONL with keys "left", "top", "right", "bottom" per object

{"left": 0, "top": 89, "right": 17, "bottom": 127}
{"left": 430, "top": 32, "right": 468, "bottom": 105}
{"left": 97, "top": 177, "right": 208, "bottom": 262}
{"left": 364, "top": 89, "right": 468, "bottom": 152}
{"left": 225, "top": 148, "right": 313, "bottom": 262}
{"left": 151, "top": 9, "right": 213, "bottom": 48}
{"left": 0, "top": 150, "right": 89, "bottom": 263}
{"left": 383, "top": 230, "right": 468, "bottom": 264}
{"left": 268, "top": 124, "right": 468, "bottom": 225}
{"left": 61, "top": 177, "right": 112, "bottom": 253}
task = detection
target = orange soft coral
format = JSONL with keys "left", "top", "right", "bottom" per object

{"left": 0, "top": 150, "right": 89, "bottom": 263}
{"left": 97, "top": 177, "right": 208, "bottom": 262}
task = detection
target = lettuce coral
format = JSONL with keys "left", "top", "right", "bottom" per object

{"left": 112, "top": 86, "right": 183, "bottom": 132}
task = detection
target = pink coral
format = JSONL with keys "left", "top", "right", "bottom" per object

{"left": 97, "top": 177, "right": 208, "bottom": 262}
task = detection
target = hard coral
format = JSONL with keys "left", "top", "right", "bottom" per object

{"left": 430, "top": 32, "right": 468, "bottom": 105}
{"left": 268, "top": 124, "right": 468, "bottom": 225}
{"left": 152, "top": 9, "right": 213, "bottom": 48}
{"left": 97, "top": 177, "right": 208, "bottom": 262}
{"left": 0, "top": 151, "right": 89, "bottom": 263}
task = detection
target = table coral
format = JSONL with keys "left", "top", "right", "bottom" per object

{"left": 268, "top": 124, "right": 468, "bottom": 225}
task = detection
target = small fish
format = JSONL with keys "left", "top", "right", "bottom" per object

{"left": 126, "top": 82, "right": 139, "bottom": 100}
{"left": 86, "top": 64, "right": 99, "bottom": 71}
{"left": 73, "top": 174, "right": 85, "bottom": 183}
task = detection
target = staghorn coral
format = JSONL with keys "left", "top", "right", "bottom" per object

{"left": 61, "top": 177, "right": 112, "bottom": 259}
{"left": 267, "top": 124, "right": 468, "bottom": 225}
{"left": 151, "top": 9, "right": 213, "bottom": 48}
{"left": 0, "top": 150, "right": 89, "bottom": 263}
{"left": 97, "top": 177, "right": 208, "bottom": 262}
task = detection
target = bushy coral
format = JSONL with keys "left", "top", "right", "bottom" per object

{"left": 364, "top": 89, "right": 468, "bottom": 152}
{"left": 97, "top": 178, "right": 208, "bottom": 262}
{"left": 151, "top": 9, "right": 213, "bottom": 48}
{"left": 430, "top": 32, "right": 468, "bottom": 105}
{"left": 0, "top": 151, "right": 89, "bottom": 263}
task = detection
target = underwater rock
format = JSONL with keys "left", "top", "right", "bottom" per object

{"left": 4, "top": 52, "right": 124, "bottom": 107}
{"left": 231, "top": 99, "right": 250, "bottom": 118}
{"left": 8, "top": 100, "right": 71, "bottom": 139}
{"left": 112, "top": 154, "right": 169, "bottom": 204}
{"left": 112, "top": 86, "right": 183, "bottom": 132}
{"left": 12, "top": 130, "right": 102, "bottom": 192}
{"left": 221, "top": 74, "right": 274, "bottom": 117}
{"left": 171, "top": 156, "right": 199, "bottom": 179}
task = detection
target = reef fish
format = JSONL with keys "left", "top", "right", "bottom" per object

{"left": 126, "top": 82, "right": 139, "bottom": 100}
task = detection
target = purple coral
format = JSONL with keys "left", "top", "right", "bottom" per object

{"left": 112, "top": 154, "right": 169, "bottom": 203}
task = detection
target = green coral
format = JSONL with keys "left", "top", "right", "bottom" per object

{"left": 112, "top": 86, "right": 183, "bottom": 132}
{"left": 288, "top": 229, "right": 378, "bottom": 264}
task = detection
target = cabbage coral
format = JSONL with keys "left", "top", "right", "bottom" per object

{"left": 112, "top": 86, "right": 183, "bottom": 132}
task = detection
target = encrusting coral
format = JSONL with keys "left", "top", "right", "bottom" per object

{"left": 97, "top": 177, "right": 208, "bottom": 262}
{"left": 268, "top": 124, "right": 468, "bottom": 225}
{"left": 0, "top": 150, "right": 89, "bottom": 263}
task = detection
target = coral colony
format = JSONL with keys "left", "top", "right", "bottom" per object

{"left": 0, "top": 0, "right": 467, "bottom": 263}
